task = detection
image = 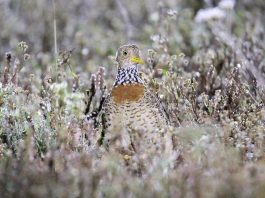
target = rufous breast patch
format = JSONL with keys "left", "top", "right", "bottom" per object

{"left": 111, "top": 84, "right": 145, "bottom": 104}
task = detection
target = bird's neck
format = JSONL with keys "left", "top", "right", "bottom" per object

{"left": 114, "top": 65, "right": 143, "bottom": 86}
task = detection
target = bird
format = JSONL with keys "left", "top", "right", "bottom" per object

{"left": 98, "top": 44, "right": 169, "bottom": 150}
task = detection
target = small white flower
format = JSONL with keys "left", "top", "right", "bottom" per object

{"left": 167, "top": 9, "right": 177, "bottom": 16}
{"left": 246, "top": 152, "right": 254, "bottom": 160}
{"left": 218, "top": 0, "right": 235, "bottom": 10}
{"left": 195, "top": 7, "right": 226, "bottom": 22}
{"left": 82, "top": 48, "right": 89, "bottom": 56}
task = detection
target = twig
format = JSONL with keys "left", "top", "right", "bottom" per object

{"left": 114, "top": 0, "right": 133, "bottom": 41}
{"left": 84, "top": 74, "right": 96, "bottom": 115}
{"left": 10, "top": 58, "right": 22, "bottom": 85}
{"left": 52, "top": 0, "right": 58, "bottom": 81}
{"left": 3, "top": 52, "right": 12, "bottom": 86}
{"left": 86, "top": 92, "right": 106, "bottom": 127}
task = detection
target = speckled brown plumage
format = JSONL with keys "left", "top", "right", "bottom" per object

{"left": 98, "top": 44, "right": 169, "bottom": 148}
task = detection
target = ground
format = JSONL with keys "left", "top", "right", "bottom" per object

{"left": 0, "top": 0, "right": 265, "bottom": 197}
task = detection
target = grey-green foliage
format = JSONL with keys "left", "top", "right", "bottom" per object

{"left": 0, "top": 0, "right": 265, "bottom": 197}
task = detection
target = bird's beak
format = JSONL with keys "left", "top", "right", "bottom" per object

{"left": 130, "top": 56, "right": 145, "bottom": 64}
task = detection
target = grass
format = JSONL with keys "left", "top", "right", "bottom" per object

{"left": 0, "top": 0, "right": 265, "bottom": 197}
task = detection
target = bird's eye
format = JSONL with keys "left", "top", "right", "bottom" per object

{"left": 123, "top": 51, "right": 127, "bottom": 56}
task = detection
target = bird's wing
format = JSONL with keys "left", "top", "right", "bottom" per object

{"left": 144, "top": 87, "right": 170, "bottom": 124}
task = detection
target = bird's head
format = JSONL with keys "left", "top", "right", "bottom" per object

{"left": 116, "top": 44, "right": 144, "bottom": 69}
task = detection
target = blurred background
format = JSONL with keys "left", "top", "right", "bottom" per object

{"left": 1, "top": 0, "right": 264, "bottom": 77}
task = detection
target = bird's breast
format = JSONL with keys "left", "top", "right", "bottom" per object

{"left": 111, "top": 84, "right": 145, "bottom": 104}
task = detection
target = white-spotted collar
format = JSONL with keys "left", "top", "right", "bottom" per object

{"left": 114, "top": 64, "right": 143, "bottom": 86}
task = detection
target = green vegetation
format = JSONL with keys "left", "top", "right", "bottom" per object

{"left": 0, "top": 0, "right": 265, "bottom": 197}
